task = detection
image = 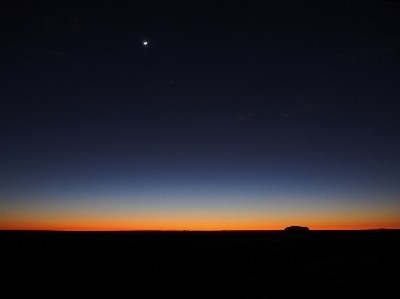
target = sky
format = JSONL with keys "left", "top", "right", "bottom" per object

{"left": 1, "top": 0, "right": 400, "bottom": 230}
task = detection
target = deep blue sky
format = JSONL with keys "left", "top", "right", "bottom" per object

{"left": 1, "top": 1, "right": 399, "bottom": 230}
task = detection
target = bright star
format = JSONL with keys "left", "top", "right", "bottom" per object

{"left": 143, "top": 41, "right": 148, "bottom": 45}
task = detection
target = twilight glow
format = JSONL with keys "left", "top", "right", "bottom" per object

{"left": 1, "top": 1, "right": 399, "bottom": 230}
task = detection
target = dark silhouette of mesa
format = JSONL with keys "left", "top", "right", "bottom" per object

{"left": 284, "top": 226, "right": 309, "bottom": 231}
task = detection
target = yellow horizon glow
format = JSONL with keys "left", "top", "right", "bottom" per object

{"left": 1, "top": 216, "right": 399, "bottom": 231}
{"left": 2, "top": 195, "right": 399, "bottom": 231}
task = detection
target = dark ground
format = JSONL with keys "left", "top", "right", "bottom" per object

{"left": 1, "top": 230, "right": 399, "bottom": 298}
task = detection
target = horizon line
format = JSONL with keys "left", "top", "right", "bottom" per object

{"left": 1, "top": 228, "right": 398, "bottom": 232}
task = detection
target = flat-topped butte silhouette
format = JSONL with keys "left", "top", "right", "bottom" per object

{"left": 284, "top": 226, "right": 309, "bottom": 231}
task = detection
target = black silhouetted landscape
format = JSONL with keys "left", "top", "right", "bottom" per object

{"left": 1, "top": 230, "right": 399, "bottom": 298}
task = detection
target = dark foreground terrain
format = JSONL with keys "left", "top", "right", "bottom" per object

{"left": 1, "top": 230, "right": 399, "bottom": 298}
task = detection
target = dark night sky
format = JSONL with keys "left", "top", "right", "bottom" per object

{"left": 1, "top": 1, "right": 399, "bottom": 230}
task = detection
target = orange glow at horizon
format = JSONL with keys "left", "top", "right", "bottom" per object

{"left": 2, "top": 194, "right": 399, "bottom": 231}
{"left": 1, "top": 211, "right": 399, "bottom": 231}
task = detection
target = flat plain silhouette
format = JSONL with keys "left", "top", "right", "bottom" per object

{"left": 1, "top": 230, "right": 399, "bottom": 298}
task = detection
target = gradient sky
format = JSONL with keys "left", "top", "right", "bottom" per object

{"left": 1, "top": 1, "right": 400, "bottom": 230}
